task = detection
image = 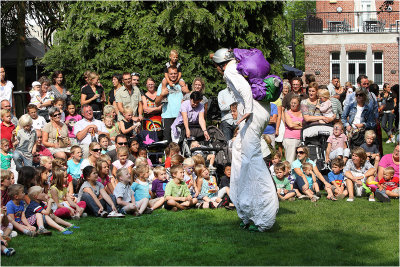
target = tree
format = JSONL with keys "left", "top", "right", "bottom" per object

{"left": 42, "top": 1, "right": 290, "bottom": 102}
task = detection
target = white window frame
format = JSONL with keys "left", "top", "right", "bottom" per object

{"left": 346, "top": 51, "right": 367, "bottom": 85}
{"left": 373, "top": 51, "right": 383, "bottom": 87}
{"left": 330, "top": 52, "right": 340, "bottom": 81}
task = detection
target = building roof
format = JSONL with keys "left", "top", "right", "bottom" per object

{"left": 1, "top": 37, "right": 48, "bottom": 67}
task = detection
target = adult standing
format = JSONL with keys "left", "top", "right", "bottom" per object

{"left": 182, "top": 77, "right": 209, "bottom": 119}
{"left": 108, "top": 74, "right": 123, "bottom": 114}
{"left": 81, "top": 72, "right": 105, "bottom": 120}
{"left": 379, "top": 83, "right": 396, "bottom": 143}
{"left": 42, "top": 107, "right": 70, "bottom": 155}
{"left": 74, "top": 105, "right": 108, "bottom": 158}
{"left": 155, "top": 66, "right": 188, "bottom": 142}
{"left": 0, "top": 67, "right": 14, "bottom": 112}
{"left": 211, "top": 48, "right": 278, "bottom": 232}
{"left": 142, "top": 78, "right": 162, "bottom": 134}
{"left": 50, "top": 71, "right": 71, "bottom": 102}
{"left": 115, "top": 72, "right": 143, "bottom": 122}
{"left": 281, "top": 77, "right": 308, "bottom": 111}
{"left": 283, "top": 95, "right": 303, "bottom": 163}
{"left": 218, "top": 86, "right": 236, "bottom": 140}
{"left": 330, "top": 77, "right": 346, "bottom": 104}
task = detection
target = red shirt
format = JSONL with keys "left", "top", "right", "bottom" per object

{"left": 36, "top": 145, "right": 53, "bottom": 158}
{"left": 164, "top": 157, "right": 171, "bottom": 168}
{"left": 0, "top": 122, "right": 15, "bottom": 148}
{"left": 378, "top": 176, "right": 399, "bottom": 191}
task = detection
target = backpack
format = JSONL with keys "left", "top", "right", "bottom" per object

{"left": 233, "top": 48, "right": 283, "bottom": 102}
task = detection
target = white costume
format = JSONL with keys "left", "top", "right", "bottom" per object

{"left": 224, "top": 60, "right": 279, "bottom": 231}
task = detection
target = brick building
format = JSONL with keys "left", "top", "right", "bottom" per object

{"left": 304, "top": 0, "right": 399, "bottom": 88}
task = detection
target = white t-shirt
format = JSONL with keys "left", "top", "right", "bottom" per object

{"left": 32, "top": 116, "right": 47, "bottom": 130}
{"left": 0, "top": 80, "right": 14, "bottom": 107}
{"left": 74, "top": 118, "right": 107, "bottom": 145}
{"left": 352, "top": 105, "right": 364, "bottom": 128}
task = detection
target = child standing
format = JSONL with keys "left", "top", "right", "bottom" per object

{"left": 131, "top": 165, "right": 153, "bottom": 215}
{"left": 316, "top": 89, "right": 334, "bottom": 124}
{"left": 118, "top": 107, "right": 140, "bottom": 140}
{"left": 376, "top": 167, "right": 399, "bottom": 202}
{"left": 49, "top": 167, "right": 86, "bottom": 219}
{"left": 112, "top": 147, "right": 134, "bottom": 177}
{"left": 13, "top": 114, "right": 37, "bottom": 171}
{"left": 114, "top": 168, "right": 138, "bottom": 215}
{"left": 5, "top": 184, "right": 37, "bottom": 236}
{"left": 161, "top": 50, "right": 187, "bottom": 93}
{"left": 273, "top": 163, "right": 296, "bottom": 201}
{"left": 1, "top": 139, "right": 12, "bottom": 170}
{"left": 0, "top": 109, "right": 16, "bottom": 149}
{"left": 195, "top": 164, "right": 221, "bottom": 209}
{"left": 65, "top": 101, "right": 82, "bottom": 145}
{"left": 328, "top": 158, "right": 348, "bottom": 199}
{"left": 164, "top": 165, "right": 198, "bottom": 211}
{"left": 325, "top": 122, "right": 350, "bottom": 164}
{"left": 360, "top": 130, "right": 380, "bottom": 170}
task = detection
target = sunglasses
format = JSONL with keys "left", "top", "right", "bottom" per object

{"left": 53, "top": 113, "right": 61, "bottom": 117}
{"left": 131, "top": 72, "right": 140, "bottom": 77}
{"left": 355, "top": 93, "right": 363, "bottom": 97}
{"left": 118, "top": 142, "right": 128, "bottom": 146}
{"left": 91, "top": 148, "right": 101, "bottom": 152}
{"left": 296, "top": 151, "right": 305, "bottom": 154}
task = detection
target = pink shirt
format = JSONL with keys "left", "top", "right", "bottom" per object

{"left": 37, "top": 145, "right": 53, "bottom": 158}
{"left": 327, "top": 133, "right": 347, "bottom": 151}
{"left": 65, "top": 114, "right": 82, "bottom": 138}
{"left": 284, "top": 110, "right": 302, "bottom": 139}
{"left": 112, "top": 160, "right": 134, "bottom": 169}
{"left": 97, "top": 175, "right": 110, "bottom": 187}
{"left": 379, "top": 154, "right": 399, "bottom": 178}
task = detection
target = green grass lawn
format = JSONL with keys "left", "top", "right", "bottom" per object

{"left": 2, "top": 130, "right": 398, "bottom": 266}
{"left": 2, "top": 198, "right": 398, "bottom": 266}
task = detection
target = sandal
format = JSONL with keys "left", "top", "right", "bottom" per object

{"left": 327, "top": 196, "right": 337, "bottom": 201}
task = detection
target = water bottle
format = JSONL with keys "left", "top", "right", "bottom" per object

{"left": 96, "top": 90, "right": 101, "bottom": 103}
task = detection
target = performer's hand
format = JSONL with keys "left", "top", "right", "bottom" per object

{"left": 236, "top": 113, "right": 251, "bottom": 125}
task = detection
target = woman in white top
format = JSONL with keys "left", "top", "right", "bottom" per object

{"left": 0, "top": 67, "right": 14, "bottom": 107}
{"left": 80, "top": 142, "right": 102, "bottom": 171}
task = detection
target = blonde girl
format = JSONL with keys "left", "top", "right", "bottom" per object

{"left": 195, "top": 164, "right": 221, "bottom": 209}
{"left": 183, "top": 158, "right": 198, "bottom": 197}
{"left": 112, "top": 147, "right": 134, "bottom": 177}
{"left": 118, "top": 106, "right": 140, "bottom": 139}
{"left": 275, "top": 80, "right": 291, "bottom": 155}
{"left": 49, "top": 166, "right": 86, "bottom": 219}
{"left": 131, "top": 165, "right": 152, "bottom": 215}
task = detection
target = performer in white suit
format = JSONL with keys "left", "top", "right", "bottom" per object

{"left": 211, "top": 48, "right": 279, "bottom": 232}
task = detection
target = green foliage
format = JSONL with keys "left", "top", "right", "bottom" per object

{"left": 41, "top": 1, "right": 289, "bottom": 102}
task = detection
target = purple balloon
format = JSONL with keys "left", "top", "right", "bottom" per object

{"left": 233, "top": 48, "right": 270, "bottom": 80}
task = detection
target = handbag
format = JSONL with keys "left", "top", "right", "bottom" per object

{"left": 349, "top": 128, "right": 366, "bottom": 149}
{"left": 58, "top": 136, "right": 71, "bottom": 148}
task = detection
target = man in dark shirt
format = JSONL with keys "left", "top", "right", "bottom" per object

{"left": 282, "top": 77, "right": 308, "bottom": 110}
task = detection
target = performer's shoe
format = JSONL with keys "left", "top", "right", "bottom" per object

{"left": 248, "top": 225, "right": 260, "bottom": 232}
{"left": 239, "top": 221, "right": 250, "bottom": 229}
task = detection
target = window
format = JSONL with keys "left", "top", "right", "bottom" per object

{"left": 373, "top": 52, "right": 383, "bottom": 85}
{"left": 347, "top": 52, "right": 366, "bottom": 85}
{"left": 330, "top": 52, "right": 340, "bottom": 80}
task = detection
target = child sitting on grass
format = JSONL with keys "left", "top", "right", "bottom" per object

{"left": 164, "top": 165, "right": 198, "bottom": 211}
{"left": 6, "top": 184, "right": 37, "bottom": 236}
{"left": 273, "top": 163, "right": 296, "bottom": 201}
{"left": 40, "top": 156, "right": 53, "bottom": 184}
{"left": 96, "top": 159, "right": 114, "bottom": 195}
{"left": 375, "top": 167, "right": 399, "bottom": 202}
{"left": 67, "top": 146, "right": 83, "bottom": 194}
{"left": 218, "top": 164, "right": 231, "bottom": 198}
{"left": 114, "top": 168, "right": 138, "bottom": 215}
{"left": 183, "top": 158, "right": 198, "bottom": 198}
{"left": 150, "top": 166, "right": 168, "bottom": 210}
{"left": 195, "top": 164, "right": 221, "bottom": 209}
{"left": 1, "top": 207, "right": 15, "bottom": 256}
{"left": 269, "top": 151, "right": 282, "bottom": 177}
{"left": 164, "top": 142, "right": 180, "bottom": 168}
{"left": 26, "top": 186, "right": 75, "bottom": 235}
{"left": 294, "top": 163, "right": 320, "bottom": 202}
{"left": 131, "top": 165, "right": 153, "bottom": 215}
{"left": 328, "top": 158, "right": 348, "bottom": 200}
{"left": 360, "top": 130, "right": 380, "bottom": 170}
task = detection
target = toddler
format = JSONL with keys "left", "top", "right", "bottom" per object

{"left": 326, "top": 122, "right": 350, "bottom": 164}
{"left": 195, "top": 164, "right": 221, "bottom": 209}
{"left": 360, "top": 130, "right": 380, "bottom": 170}
{"left": 114, "top": 168, "right": 138, "bottom": 215}
{"left": 52, "top": 98, "right": 65, "bottom": 122}
{"left": 29, "top": 81, "right": 41, "bottom": 99}
{"left": 27, "top": 104, "right": 46, "bottom": 130}
{"left": 26, "top": 186, "right": 76, "bottom": 235}
{"left": 98, "top": 134, "right": 110, "bottom": 154}
{"left": 269, "top": 151, "right": 282, "bottom": 177}
{"left": 190, "top": 141, "right": 216, "bottom": 170}
{"left": 1, "top": 139, "right": 12, "bottom": 170}
{"left": 151, "top": 166, "right": 168, "bottom": 206}
{"left": 0, "top": 109, "right": 16, "bottom": 149}
{"left": 164, "top": 165, "right": 198, "bottom": 211}
{"left": 118, "top": 107, "right": 140, "bottom": 140}
{"left": 6, "top": 184, "right": 37, "bottom": 236}
{"left": 273, "top": 163, "right": 296, "bottom": 201}
{"left": 316, "top": 89, "right": 334, "bottom": 123}
{"left": 112, "top": 147, "right": 134, "bottom": 177}
{"left": 183, "top": 158, "right": 198, "bottom": 198}
{"left": 65, "top": 101, "right": 82, "bottom": 145}
{"left": 161, "top": 50, "right": 187, "bottom": 93}
{"left": 138, "top": 147, "right": 153, "bottom": 167}
{"left": 13, "top": 114, "right": 37, "bottom": 171}
{"left": 328, "top": 158, "right": 348, "bottom": 199}
{"left": 103, "top": 116, "right": 119, "bottom": 143}
{"left": 131, "top": 165, "right": 153, "bottom": 215}
{"left": 376, "top": 167, "right": 399, "bottom": 202}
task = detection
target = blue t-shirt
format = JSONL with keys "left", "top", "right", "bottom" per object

{"left": 131, "top": 181, "right": 151, "bottom": 202}
{"left": 67, "top": 159, "right": 83, "bottom": 179}
{"left": 263, "top": 103, "right": 278, "bottom": 134}
{"left": 328, "top": 171, "right": 344, "bottom": 186}
{"left": 291, "top": 159, "right": 316, "bottom": 181}
{"left": 6, "top": 200, "right": 25, "bottom": 222}
{"left": 157, "top": 84, "right": 183, "bottom": 119}
{"left": 25, "top": 200, "right": 46, "bottom": 218}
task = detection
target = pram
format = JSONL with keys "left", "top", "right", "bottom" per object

{"left": 300, "top": 123, "right": 333, "bottom": 174}
{"left": 138, "top": 118, "right": 167, "bottom": 167}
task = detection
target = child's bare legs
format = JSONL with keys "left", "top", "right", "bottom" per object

{"left": 313, "top": 183, "right": 320, "bottom": 195}
{"left": 181, "top": 197, "right": 198, "bottom": 208}
{"left": 136, "top": 198, "right": 149, "bottom": 214}
{"left": 207, "top": 154, "right": 215, "bottom": 167}
{"left": 45, "top": 214, "right": 69, "bottom": 232}
{"left": 178, "top": 80, "right": 188, "bottom": 92}
{"left": 149, "top": 198, "right": 164, "bottom": 210}
{"left": 294, "top": 189, "right": 303, "bottom": 197}
{"left": 282, "top": 191, "right": 296, "bottom": 200}
{"left": 373, "top": 155, "right": 380, "bottom": 172}
{"left": 386, "top": 189, "right": 399, "bottom": 198}
{"left": 366, "top": 176, "right": 375, "bottom": 199}
{"left": 166, "top": 199, "right": 185, "bottom": 210}
{"left": 121, "top": 203, "right": 137, "bottom": 214}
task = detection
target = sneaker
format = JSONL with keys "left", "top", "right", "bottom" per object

{"left": 81, "top": 213, "right": 88, "bottom": 218}
{"left": 10, "top": 231, "right": 18, "bottom": 238}
{"left": 288, "top": 197, "right": 296, "bottom": 201}
{"left": 61, "top": 229, "right": 73, "bottom": 235}
{"left": 369, "top": 198, "right": 376, "bottom": 202}
{"left": 248, "top": 224, "right": 260, "bottom": 232}
{"left": 386, "top": 139, "right": 392, "bottom": 144}
{"left": 71, "top": 215, "right": 80, "bottom": 220}
{"left": 37, "top": 228, "right": 52, "bottom": 235}
{"left": 69, "top": 224, "right": 80, "bottom": 229}
{"left": 391, "top": 135, "right": 396, "bottom": 143}
{"left": 142, "top": 208, "right": 153, "bottom": 215}
{"left": 5, "top": 248, "right": 16, "bottom": 256}
{"left": 375, "top": 190, "right": 391, "bottom": 202}
{"left": 313, "top": 195, "right": 320, "bottom": 200}
{"left": 25, "top": 230, "right": 37, "bottom": 237}
{"left": 100, "top": 211, "right": 108, "bottom": 218}
{"left": 239, "top": 221, "right": 250, "bottom": 229}
{"left": 311, "top": 195, "right": 318, "bottom": 202}
{"left": 346, "top": 198, "right": 354, "bottom": 202}
{"left": 315, "top": 191, "right": 321, "bottom": 198}
{"left": 107, "top": 211, "right": 125, "bottom": 218}
{"left": 297, "top": 194, "right": 307, "bottom": 200}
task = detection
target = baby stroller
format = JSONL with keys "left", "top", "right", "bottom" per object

{"left": 138, "top": 118, "right": 168, "bottom": 167}
{"left": 300, "top": 123, "right": 333, "bottom": 175}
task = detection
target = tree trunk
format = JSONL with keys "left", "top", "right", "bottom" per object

{"left": 16, "top": 1, "right": 26, "bottom": 116}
